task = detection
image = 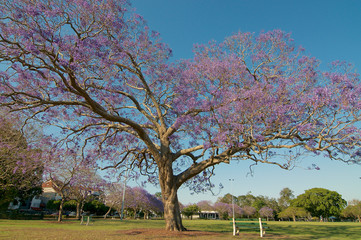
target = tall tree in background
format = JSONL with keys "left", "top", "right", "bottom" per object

{"left": 1, "top": 0, "right": 361, "bottom": 231}
{"left": 0, "top": 112, "right": 43, "bottom": 209}
{"left": 237, "top": 192, "right": 257, "bottom": 207}
{"left": 197, "top": 200, "right": 214, "bottom": 211}
{"left": 342, "top": 199, "right": 361, "bottom": 222}
{"left": 292, "top": 188, "right": 347, "bottom": 219}
{"left": 69, "top": 169, "right": 106, "bottom": 219}
{"left": 278, "top": 187, "right": 295, "bottom": 210}
{"left": 259, "top": 206, "right": 274, "bottom": 221}
{"left": 278, "top": 206, "right": 309, "bottom": 222}
{"left": 43, "top": 145, "right": 97, "bottom": 222}
{"left": 242, "top": 205, "right": 257, "bottom": 218}
{"left": 217, "top": 193, "right": 237, "bottom": 205}
{"left": 182, "top": 204, "right": 200, "bottom": 220}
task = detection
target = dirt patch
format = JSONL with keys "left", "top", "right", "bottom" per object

{"left": 119, "top": 228, "right": 223, "bottom": 239}
{"left": 117, "top": 229, "right": 292, "bottom": 240}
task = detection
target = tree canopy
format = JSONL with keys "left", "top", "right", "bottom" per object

{"left": 278, "top": 206, "right": 309, "bottom": 222}
{"left": 342, "top": 199, "right": 361, "bottom": 222}
{"left": 182, "top": 204, "right": 200, "bottom": 220}
{"left": 1, "top": 0, "right": 361, "bottom": 231}
{"left": 278, "top": 187, "right": 295, "bottom": 210}
{"left": 292, "top": 188, "right": 347, "bottom": 218}
{"left": 0, "top": 112, "right": 43, "bottom": 209}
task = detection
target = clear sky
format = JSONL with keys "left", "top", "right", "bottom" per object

{"left": 129, "top": 0, "right": 361, "bottom": 204}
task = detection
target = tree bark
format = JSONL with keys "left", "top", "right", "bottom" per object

{"left": 159, "top": 162, "right": 186, "bottom": 231}
{"left": 76, "top": 201, "right": 81, "bottom": 220}
{"left": 58, "top": 198, "right": 65, "bottom": 222}
{"left": 104, "top": 206, "right": 112, "bottom": 219}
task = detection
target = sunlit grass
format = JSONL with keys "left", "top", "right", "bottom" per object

{"left": 0, "top": 219, "right": 360, "bottom": 239}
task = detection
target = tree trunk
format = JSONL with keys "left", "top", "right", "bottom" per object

{"left": 58, "top": 198, "right": 65, "bottom": 222}
{"left": 159, "top": 162, "right": 186, "bottom": 231}
{"left": 104, "top": 206, "right": 112, "bottom": 219}
{"left": 80, "top": 201, "right": 85, "bottom": 217}
{"left": 76, "top": 201, "right": 81, "bottom": 220}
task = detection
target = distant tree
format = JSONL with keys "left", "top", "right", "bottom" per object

{"left": 43, "top": 144, "right": 97, "bottom": 222}
{"left": 46, "top": 200, "right": 60, "bottom": 211}
{"left": 63, "top": 200, "right": 77, "bottom": 212}
{"left": 68, "top": 169, "right": 106, "bottom": 219}
{"left": 217, "top": 193, "right": 237, "bottom": 205}
{"left": 278, "top": 206, "right": 308, "bottom": 222}
{"left": 83, "top": 199, "right": 108, "bottom": 215}
{"left": 237, "top": 193, "right": 257, "bottom": 207}
{"left": 104, "top": 185, "right": 162, "bottom": 219}
{"left": 182, "top": 204, "right": 200, "bottom": 220}
{"left": 214, "top": 202, "right": 232, "bottom": 220}
{"left": 262, "top": 197, "right": 281, "bottom": 214}
{"left": 128, "top": 187, "right": 150, "bottom": 219}
{"left": 197, "top": 200, "right": 214, "bottom": 211}
{"left": 341, "top": 200, "right": 361, "bottom": 222}
{"left": 252, "top": 198, "right": 266, "bottom": 211}
{"left": 0, "top": 112, "right": 43, "bottom": 209}
{"left": 242, "top": 206, "right": 257, "bottom": 218}
{"left": 292, "top": 188, "right": 347, "bottom": 218}
{"left": 103, "top": 183, "right": 130, "bottom": 219}
{"left": 259, "top": 207, "right": 274, "bottom": 221}
{"left": 131, "top": 187, "right": 163, "bottom": 219}
{"left": 278, "top": 188, "right": 295, "bottom": 210}
{"left": 233, "top": 204, "right": 244, "bottom": 218}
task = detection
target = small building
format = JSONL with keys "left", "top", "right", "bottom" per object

{"left": 199, "top": 211, "right": 219, "bottom": 220}
{"left": 8, "top": 180, "right": 61, "bottom": 211}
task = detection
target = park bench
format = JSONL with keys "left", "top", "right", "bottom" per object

{"left": 80, "top": 216, "right": 94, "bottom": 226}
{"left": 230, "top": 218, "right": 268, "bottom": 237}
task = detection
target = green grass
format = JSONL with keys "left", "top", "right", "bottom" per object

{"left": 0, "top": 219, "right": 360, "bottom": 239}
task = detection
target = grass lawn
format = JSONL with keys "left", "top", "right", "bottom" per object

{"left": 0, "top": 219, "right": 360, "bottom": 239}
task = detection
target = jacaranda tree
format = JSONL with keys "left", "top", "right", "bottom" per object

{"left": 0, "top": 111, "right": 43, "bottom": 210}
{"left": 1, "top": 0, "right": 361, "bottom": 231}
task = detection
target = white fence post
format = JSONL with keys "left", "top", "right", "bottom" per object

{"left": 259, "top": 217, "right": 263, "bottom": 238}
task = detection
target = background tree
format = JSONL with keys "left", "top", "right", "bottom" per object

{"left": 1, "top": 0, "right": 361, "bottom": 232}
{"left": 242, "top": 206, "right": 257, "bottom": 219}
{"left": 292, "top": 188, "right": 347, "bottom": 219}
{"left": 278, "top": 188, "right": 295, "bottom": 210}
{"left": 83, "top": 199, "right": 108, "bottom": 216}
{"left": 46, "top": 200, "right": 60, "bottom": 212}
{"left": 233, "top": 204, "right": 244, "bottom": 218}
{"left": 217, "top": 193, "right": 238, "bottom": 205}
{"left": 103, "top": 183, "right": 130, "bottom": 219}
{"left": 278, "top": 206, "right": 309, "bottom": 222}
{"left": 197, "top": 200, "right": 214, "bottom": 211}
{"left": 252, "top": 197, "right": 266, "bottom": 211}
{"left": 142, "top": 191, "right": 163, "bottom": 219}
{"left": 214, "top": 202, "right": 232, "bottom": 220}
{"left": 129, "top": 187, "right": 163, "bottom": 219}
{"left": 69, "top": 169, "right": 106, "bottom": 219}
{"left": 182, "top": 204, "right": 200, "bottom": 220}
{"left": 259, "top": 206, "right": 274, "bottom": 221}
{"left": 261, "top": 196, "right": 281, "bottom": 214}
{"left": 44, "top": 144, "right": 97, "bottom": 222}
{"left": 237, "top": 193, "right": 257, "bottom": 207}
{"left": 341, "top": 199, "right": 361, "bottom": 222}
{"left": 0, "top": 112, "right": 43, "bottom": 210}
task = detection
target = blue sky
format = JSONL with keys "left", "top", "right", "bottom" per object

{"left": 129, "top": 0, "right": 361, "bottom": 204}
